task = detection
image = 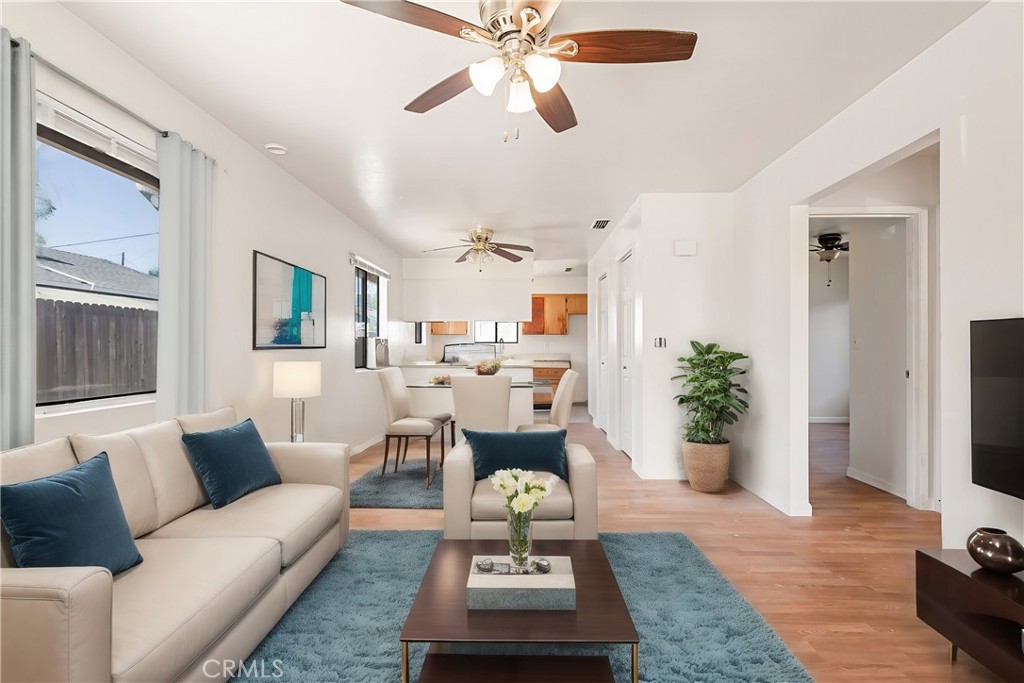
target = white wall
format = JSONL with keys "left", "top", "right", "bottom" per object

{"left": 729, "top": 3, "right": 1023, "bottom": 538}
{"left": 808, "top": 253, "right": 850, "bottom": 421}
{"left": 847, "top": 218, "right": 907, "bottom": 497}
{"left": 589, "top": 193, "right": 735, "bottom": 479}
{"left": 6, "top": 2, "right": 405, "bottom": 451}
{"left": 401, "top": 257, "right": 533, "bottom": 323}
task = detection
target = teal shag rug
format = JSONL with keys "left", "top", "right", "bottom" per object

{"left": 349, "top": 459, "right": 442, "bottom": 509}
{"left": 239, "top": 530, "right": 811, "bottom": 682}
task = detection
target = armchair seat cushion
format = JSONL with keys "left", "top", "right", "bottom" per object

{"left": 471, "top": 474, "right": 574, "bottom": 521}
{"left": 387, "top": 417, "right": 443, "bottom": 436}
{"left": 144, "top": 483, "right": 342, "bottom": 566}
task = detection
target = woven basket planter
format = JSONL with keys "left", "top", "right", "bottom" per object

{"left": 681, "top": 441, "right": 730, "bottom": 493}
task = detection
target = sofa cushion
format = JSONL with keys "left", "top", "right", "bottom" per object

{"left": 176, "top": 406, "right": 238, "bottom": 434}
{"left": 111, "top": 537, "right": 280, "bottom": 683}
{"left": 129, "top": 420, "right": 210, "bottom": 527}
{"left": 464, "top": 429, "right": 569, "bottom": 481}
{"left": 0, "top": 438, "right": 80, "bottom": 567}
{"left": 471, "top": 474, "right": 573, "bottom": 521}
{"left": 0, "top": 453, "right": 143, "bottom": 574}
{"left": 70, "top": 433, "right": 159, "bottom": 538}
{"left": 181, "top": 419, "right": 282, "bottom": 508}
{"left": 145, "top": 483, "right": 342, "bottom": 567}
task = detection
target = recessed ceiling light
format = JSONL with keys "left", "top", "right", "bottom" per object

{"left": 264, "top": 143, "right": 288, "bottom": 155}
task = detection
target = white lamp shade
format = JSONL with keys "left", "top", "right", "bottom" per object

{"left": 524, "top": 53, "right": 561, "bottom": 93}
{"left": 506, "top": 77, "right": 536, "bottom": 113}
{"left": 273, "top": 361, "right": 322, "bottom": 398}
{"left": 469, "top": 56, "right": 505, "bottom": 96}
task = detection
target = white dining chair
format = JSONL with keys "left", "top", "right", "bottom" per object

{"left": 451, "top": 375, "right": 512, "bottom": 439}
{"left": 517, "top": 369, "right": 579, "bottom": 432}
{"left": 377, "top": 367, "right": 452, "bottom": 487}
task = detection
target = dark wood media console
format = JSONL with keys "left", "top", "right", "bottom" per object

{"left": 917, "top": 549, "right": 1024, "bottom": 682}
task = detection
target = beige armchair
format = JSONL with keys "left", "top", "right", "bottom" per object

{"left": 518, "top": 369, "right": 579, "bottom": 432}
{"left": 442, "top": 440, "right": 598, "bottom": 540}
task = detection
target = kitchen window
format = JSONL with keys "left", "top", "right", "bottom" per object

{"left": 474, "top": 321, "right": 519, "bottom": 344}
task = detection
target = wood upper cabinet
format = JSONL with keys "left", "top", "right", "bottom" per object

{"left": 522, "top": 297, "right": 546, "bottom": 335}
{"left": 429, "top": 321, "right": 468, "bottom": 336}
{"left": 566, "top": 294, "right": 588, "bottom": 315}
{"left": 522, "top": 294, "right": 587, "bottom": 335}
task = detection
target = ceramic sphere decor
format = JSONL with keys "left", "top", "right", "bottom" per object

{"left": 475, "top": 359, "right": 502, "bottom": 375}
{"left": 966, "top": 527, "right": 1024, "bottom": 574}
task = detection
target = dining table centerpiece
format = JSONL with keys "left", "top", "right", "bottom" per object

{"left": 489, "top": 469, "right": 556, "bottom": 570}
{"left": 475, "top": 358, "right": 502, "bottom": 375}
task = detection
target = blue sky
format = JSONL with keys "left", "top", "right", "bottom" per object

{"left": 35, "top": 140, "right": 160, "bottom": 274}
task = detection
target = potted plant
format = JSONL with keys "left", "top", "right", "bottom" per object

{"left": 672, "top": 341, "right": 750, "bottom": 493}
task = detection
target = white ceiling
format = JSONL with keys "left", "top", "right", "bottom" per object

{"left": 62, "top": 1, "right": 982, "bottom": 264}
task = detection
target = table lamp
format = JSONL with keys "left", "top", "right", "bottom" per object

{"left": 273, "top": 361, "right": 321, "bottom": 442}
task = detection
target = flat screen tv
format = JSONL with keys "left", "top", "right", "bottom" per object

{"left": 971, "top": 317, "right": 1024, "bottom": 499}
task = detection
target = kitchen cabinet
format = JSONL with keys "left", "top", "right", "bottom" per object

{"left": 429, "top": 321, "right": 469, "bottom": 336}
{"left": 522, "top": 294, "right": 588, "bottom": 335}
{"left": 533, "top": 366, "right": 569, "bottom": 406}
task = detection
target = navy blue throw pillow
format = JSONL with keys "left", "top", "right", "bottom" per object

{"left": 0, "top": 452, "right": 143, "bottom": 574}
{"left": 181, "top": 418, "right": 281, "bottom": 508}
{"left": 463, "top": 429, "right": 569, "bottom": 481}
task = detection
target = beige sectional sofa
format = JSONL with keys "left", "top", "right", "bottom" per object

{"left": 0, "top": 407, "right": 350, "bottom": 683}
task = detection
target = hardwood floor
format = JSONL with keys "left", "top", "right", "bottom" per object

{"left": 349, "top": 420, "right": 1001, "bottom": 682}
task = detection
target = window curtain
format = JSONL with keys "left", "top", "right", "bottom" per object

{"left": 155, "top": 132, "right": 215, "bottom": 419}
{"left": 0, "top": 29, "right": 36, "bottom": 449}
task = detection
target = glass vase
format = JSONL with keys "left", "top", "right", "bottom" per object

{"left": 507, "top": 509, "right": 534, "bottom": 571}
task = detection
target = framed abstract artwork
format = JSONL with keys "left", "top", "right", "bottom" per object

{"left": 252, "top": 251, "right": 327, "bottom": 349}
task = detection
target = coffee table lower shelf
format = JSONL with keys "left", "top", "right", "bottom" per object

{"left": 417, "top": 653, "right": 615, "bottom": 683}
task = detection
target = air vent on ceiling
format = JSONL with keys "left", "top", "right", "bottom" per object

{"left": 564, "top": 267, "right": 573, "bottom": 273}
{"left": 590, "top": 219, "right": 611, "bottom": 230}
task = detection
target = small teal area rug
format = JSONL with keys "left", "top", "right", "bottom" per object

{"left": 349, "top": 459, "right": 442, "bottom": 509}
{"left": 240, "top": 531, "right": 810, "bottom": 682}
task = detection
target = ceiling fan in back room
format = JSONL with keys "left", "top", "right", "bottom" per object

{"left": 424, "top": 226, "right": 534, "bottom": 271}
{"left": 342, "top": 0, "right": 699, "bottom": 133}
{"left": 809, "top": 233, "right": 850, "bottom": 287}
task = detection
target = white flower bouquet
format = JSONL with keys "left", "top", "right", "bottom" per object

{"left": 489, "top": 468, "right": 556, "bottom": 568}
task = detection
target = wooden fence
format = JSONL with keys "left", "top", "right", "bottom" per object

{"left": 36, "top": 299, "right": 157, "bottom": 404}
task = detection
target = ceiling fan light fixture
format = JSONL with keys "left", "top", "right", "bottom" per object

{"left": 506, "top": 74, "right": 536, "bottom": 113}
{"left": 469, "top": 56, "right": 506, "bottom": 96}
{"left": 817, "top": 249, "right": 842, "bottom": 263}
{"left": 523, "top": 53, "right": 561, "bottom": 92}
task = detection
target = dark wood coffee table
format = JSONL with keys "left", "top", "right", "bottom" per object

{"left": 400, "top": 539, "right": 639, "bottom": 683}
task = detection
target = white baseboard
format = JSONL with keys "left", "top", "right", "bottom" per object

{"left": 351, "top": 434, "right": 383, "bottom": 455}
{"left": 809, "top": 417, "right": 850, "bottom": 424}
{"left": 846, "top": 467, "right": 906, "bottom": 499}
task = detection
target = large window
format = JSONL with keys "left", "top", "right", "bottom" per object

{"left": 35, "top": 126, "right": 160, "bottom": 405}
{"left": 354, "top": 267, "right": 379, "bottom": 368}
{"left": 474, "top": 321, "right": 519, "bottom": 344}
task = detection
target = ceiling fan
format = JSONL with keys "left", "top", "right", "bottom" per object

{"left": 424, "top": 226, "right": 534, "bottom": 270}
{"left": 809, "top": 233, "right": 850, "bottom": 287}
{"left": 342, "top": 0, "right": 699, "bottom": 133}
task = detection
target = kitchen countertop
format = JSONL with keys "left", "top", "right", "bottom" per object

{"left": 396, "top": 361, "right": 535, "bottom": 369}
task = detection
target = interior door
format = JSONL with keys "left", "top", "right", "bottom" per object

{"left": 597, "top": 274, "right": 609, "bottom": 430}
{"left": 618, "top": 255, "right": 634, "bottom": 457}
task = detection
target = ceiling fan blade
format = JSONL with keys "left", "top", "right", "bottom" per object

{"left": 809, "top": 246, "right": 823, "bottom": 251}
{"left": 422, "top": 245, "right": 468, "bottom": 252}
{"left": 532, "top": 82, "right": 577, "bottom": 133}
{"left": 455, "top": 249, "right": 474, "bottom": 263}
{"left": 493, "top": 242, "right": 535, "bottom": 252}
{"left": 341, "top": 1, "right": 488, "bottom": 40}
{"left": 838, "top": 242, "right": 850, "bottom": 250}
{"left": 492, "top": 247, "right": 524, "bottom": 262}
{"left": 405, "top": 68, "right": 473, "bottom": 113}
{"left": 551, "top": 29, "right": 698, "bottom": 63}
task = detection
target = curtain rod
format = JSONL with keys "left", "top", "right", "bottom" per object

{"left": 30, "top": 50, "right": 165, "bottom": 135}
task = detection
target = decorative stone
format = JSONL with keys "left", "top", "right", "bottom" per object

{"left": 467, "top": 555, "right": 575, "bottom": 610}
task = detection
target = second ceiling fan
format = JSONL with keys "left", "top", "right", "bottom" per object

{"left": 343, "top": 0, "right": 699, "bottom": 132}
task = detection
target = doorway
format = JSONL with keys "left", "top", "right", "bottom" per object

{"left": 807, "top": 209, "right": 933, "bottom": 510}
{"left": 596, "top": 273, "right": 610, "bottom": 432}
